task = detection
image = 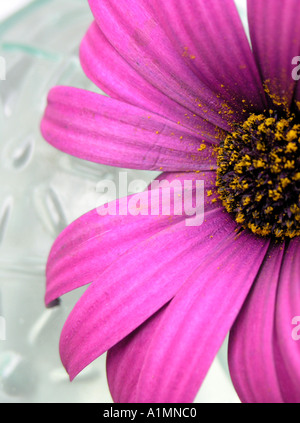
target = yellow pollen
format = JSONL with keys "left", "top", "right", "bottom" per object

{"left": 286, "top": 142, "right": 298, "bottom": 153}
{"left": 216, "top": 110, "right": 300, "bottom": 239}
{"left": 286, "top": 130, "right": 298, "bottom": 142}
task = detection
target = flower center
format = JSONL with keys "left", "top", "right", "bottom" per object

{"left": 216, "top": 111, "right": 300, "bottom": 239}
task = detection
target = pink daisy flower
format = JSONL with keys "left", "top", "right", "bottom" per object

{"left": 40, "top": 0, "right": 300, "bottom": 403}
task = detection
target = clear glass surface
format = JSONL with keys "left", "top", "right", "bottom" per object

{"left": 0, "top": 0, "right": 242, "bottom": 403}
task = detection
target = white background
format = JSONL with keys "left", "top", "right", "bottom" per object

{"left": 0, "top": 0, "right": 33, "bottom": 21}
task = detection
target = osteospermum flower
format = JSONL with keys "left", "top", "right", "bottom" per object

{"left": 40, "top": 0, "right": 300, "bottom": 403}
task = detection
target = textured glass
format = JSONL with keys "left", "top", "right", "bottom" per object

{"left": 0, "top": 0, "right": 241, "bottom": 403}
{"left": 0, "top": 0, "right": 157, "bottom": 403}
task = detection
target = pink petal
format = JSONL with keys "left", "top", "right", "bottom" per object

{"left": 80, "top": 22, "right": 227, "bottom": 137}
{"left": 228, "top": 241, "right": 286, "bottom": 403}
{"left": 274, "top": 238, "right": 300, "bottom": 402}
{"left": 59, "top": 209, "right": 238, "bottom": 381}
{"left": 87, "top": 0, "right": 263, "bottom": 127}
{"left": 296, "top": 82, "right": 300, "bottom": 105}
{"left": 147, "top": 0, "right": 266, "bottom": 114}
{"left": 107, "top": 230, "right": 269, "bottom": 403}
{"left": 45, "top": 171, "right": 219, "bottom": 306}
{"left": 247, "top": 0, "right": 300, "bottom": 108}
{"left": 41, "top": 86, "right": 218, "bottom": 172}
{"left": 107, "top": 305, "right": 169, "bottom": 403}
